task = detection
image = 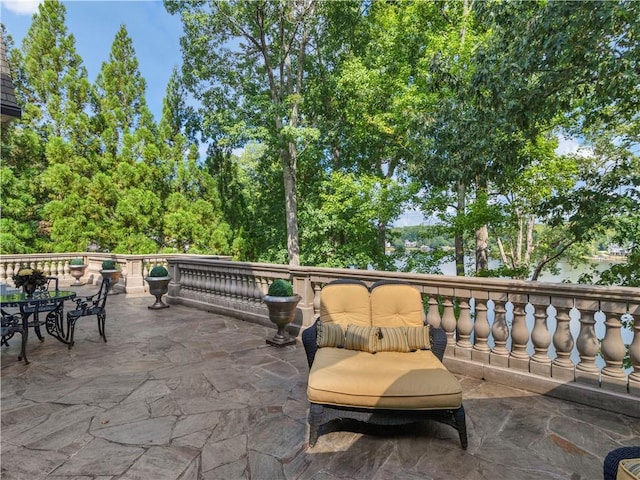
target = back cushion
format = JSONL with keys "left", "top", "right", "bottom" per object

{"left": 320, "top": 282, "right": 371, "bottom": 327}
{"left": 370, "top": 284, "right": 424, "bottom": 327}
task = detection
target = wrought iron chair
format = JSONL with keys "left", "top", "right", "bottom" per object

{"left": 1, "top": 309, "right": 27, "bottom": 363}
{"left": 23, "top": 276, "right": 60, "bottom": 341}
{"left": 66, "top": 279, "right": 110, "bottom": 349}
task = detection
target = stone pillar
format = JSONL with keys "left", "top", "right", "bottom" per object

{"left": 530, "top": 295, "right": 551, "bottom": 377}
{"left": 575, "top": 299, "right": 600, "bottom": 387}
{"left": 490, "top": 293, "right": 509, "bottom": 368}
{"left": 455, "top": 288, "right": 473, "bottom": 359}
{"left": 472, "top": 291, "right": 490, "bottom": 364}
{"left": 601, "top": 301, "right": 630, "bottom": 393}
{"left": 122, "top": 257, "right": 145, "bottom": 294}
{"left": 552, "top": 297, "right": 575, "bottom": 382}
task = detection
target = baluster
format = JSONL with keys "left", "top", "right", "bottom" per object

{"left": 455, "top": 289, "right": 473, "bottom": 359}
{"left": 490, "top": 294, "right": 509, "bottom": 367}
{"left": 600, "top": 301, "right": 630, "bottom": 393}
{"left": 575, "top": 299, "right": 600, "bottom": 386}
{"left": 251, "top": 276, "right": 262, "bottom": 305}
{"left": 440, "top": 291, "right": 457, "bottom": 353}
{"left": 239, "top": 274, "right": 248, "bottom": 305}
{"left": 509, "top": 295, "right": 530, "bottom": 371}
{"left": 204, "top": 269, "right": 214, "bottom": 299}
{"left": 472, "top": 292, "right": 490, "bottom": 364}
{"left": 0, "top": 261, "right": 6, "bottom": 283}
{"left": 530, "top": 295, "right": 552, "bottom": 377}
{"left": 7, "top": 263, "right": 16, "bottom": 286}
{"left": 63, "top": 259, "right": 71, "bottom": 281}
{"left": 552, "top": 298, "right": 575, "bottom": 381}
{"left": 426, "top": 295, "right": 441, "bottom": 328}
{"left": 628, "top": 304, "right": 640, "bottom": 396}
{"left": 210, "top": 271, "right": 218, "bottom": 298}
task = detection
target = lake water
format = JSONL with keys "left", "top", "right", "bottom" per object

{"left": 437, "top": 258, "right": 619, "bottom": 283}
{"left": 431, "top": 258, "right": 632, "bottom": 372}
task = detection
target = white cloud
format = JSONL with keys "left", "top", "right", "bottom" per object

{"left": 556, "top": 134, "right": 594, "bottom": 158}
{"left": 2, "top": 0, "right": 42, "bottom": 15}
{"left": 392, "top": 210, "right": 427, "bottom": 228}
{"left": 556, "top": 135, "right": 581, "bottom": 155}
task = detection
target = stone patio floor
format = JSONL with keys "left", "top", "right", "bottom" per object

{"left": 1, "top": 285, "right": 638, "bottom": 480}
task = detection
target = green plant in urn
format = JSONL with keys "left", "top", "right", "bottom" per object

{"left": 69, "top": 258, "right": 87, "bottom": 286}
{"left": 263, "top": 279, "right": 300, "bottom": 347}
{"left": 145, "top": 265, "right": 171, "bottom": 309}
{"left": 100, "top": 259, "right": 121, "bottom": 295}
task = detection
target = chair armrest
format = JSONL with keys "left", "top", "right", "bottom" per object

{"left": 302, "top": 319, "right": 319, "bottom": 369}
{"left": 430, "top": 326, "right": 447, "bottom": 362}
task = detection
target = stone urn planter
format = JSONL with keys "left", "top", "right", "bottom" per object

{"left": 69, "top": 259, "right": 87, "bottom": 286}
{"left": 263, "top": 279, "right": 300, "bottom": 347}
{"left": 145, "top": 265, "right": 171, "bottom": 309}
{"left": 100, "top": 260, "right": 121, "bottom": 295}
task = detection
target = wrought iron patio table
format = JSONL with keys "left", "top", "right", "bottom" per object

{"left": 0, "top": 290, "right": 76, "bottom": 364}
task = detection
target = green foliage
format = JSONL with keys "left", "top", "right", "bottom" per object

{"left": 101, "top": 260, "right": 117, "bottom": 270}
{"left": 267, "top": 279, "right": 294, "bottom": 297}
{"left": 149, "top": 265, "right": 169, "bottom": 277}
{"left": 70, "top": 258, "right": 84, "bottom": 266}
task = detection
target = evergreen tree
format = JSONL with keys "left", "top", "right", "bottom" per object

{"left": 92, "top": 25, "right": 161, "bottom": 253}
{"left": 5, "top": 1, "right": 96, "bottom": 252}
{"left": 159, "top": 69, "right": 232, "bottom": 253}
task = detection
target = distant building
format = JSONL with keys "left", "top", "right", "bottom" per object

{"left": 608, "top": 244, "right": 630, "bottom": 256}
{"left": 404, "top": 240, "right": 418, "bottom": 248}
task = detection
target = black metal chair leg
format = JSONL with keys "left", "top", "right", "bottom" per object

{"left": 67, "top": 317, "right": 76, "bottom": 350}
{"left": 454, "top": 406, "right": 468, "bottom": 449}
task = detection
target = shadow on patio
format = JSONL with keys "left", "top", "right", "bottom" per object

{"left": 1, "top": 285, "right": 637, "bottom": 479}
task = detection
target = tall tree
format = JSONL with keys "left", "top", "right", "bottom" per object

{"left": 165, "top": 0, "right": 319, "bottom": 266}
{"left": 92, "top": 25, "right": 161, "bottom": 253}
{"left": 5, "top": 1, "right": 96, "bottom": 252}
{"left": 159, "top": 69, "right": 232, "bottom": 253}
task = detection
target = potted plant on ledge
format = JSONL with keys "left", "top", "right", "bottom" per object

{"left": 69, "top": 258, "right": 87, "bottom": 285}
{"left": 263, "top": 279, "right": 301, "bottom": 347}
{"left": 100, "top": 260, "right": 121, "bottom": 295}
{"left": 145, "top": 265, "right": 171, "bottom": 309}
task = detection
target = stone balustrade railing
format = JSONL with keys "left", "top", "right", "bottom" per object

{"left": 1, "top": 253, "right": 637, "bottom": 416}
{"left": 0, "top": 253, "right": 228, "bottom": 294}
{"left": 165, "top": 256, "right": 639, "bottom": 417}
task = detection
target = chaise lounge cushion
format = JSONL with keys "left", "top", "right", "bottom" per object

{"left": 308, "top": 348, "right": 463, "bottom": 410}
{"left": 320, "top": 282, "right": 371, "bottom": 327}
{"left": 370, "top": 283, "right": 424, "bottom": 327}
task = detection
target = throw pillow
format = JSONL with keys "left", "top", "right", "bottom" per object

{"left": 377, "top": 326, "right": 410, "bottom": 352}
{"left": 316, "top": 320, "right": 345, "bottom": 348}
{"left": 407, "top": 325, "right": 431, "bottom": 350}
{"left": 345, "top": 324, "right": 379, "bottom": 353}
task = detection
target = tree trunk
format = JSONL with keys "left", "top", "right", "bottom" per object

{"left": 283, "top": 144, "right": 300, "bottom": 266}
{"left": 524, "top": 213, "right": 535, "bottom": 264}
{"left": 476, "top": 225, "right": 488, "bottom": 271}
{"left": 455, "top": 180, "right": 466, "bottom": 276}
{"left": 475, "top": 176, "right": 489, "bottom": 272}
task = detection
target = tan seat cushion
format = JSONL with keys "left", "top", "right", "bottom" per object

{"left": 370, "top": 284, "right": 424, "bottom": 327}
{"left": 308, "top": 348, "right": 462, "bottom": 410}
{"left": 320, "top": 283, "right": 371, "bottom": 327}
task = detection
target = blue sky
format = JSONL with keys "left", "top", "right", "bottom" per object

{"left": 1, "top": 0, "right": 183, "bottom": 121}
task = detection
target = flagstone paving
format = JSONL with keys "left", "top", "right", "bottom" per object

{"left": 1, "top": 285, "right": 638, "bottom": 479}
